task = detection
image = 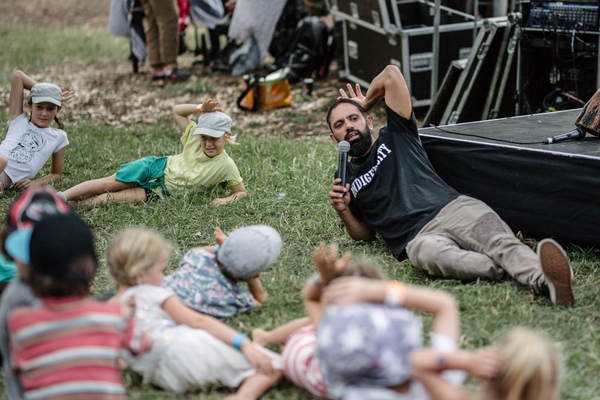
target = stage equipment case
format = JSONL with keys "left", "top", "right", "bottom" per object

{"left": 328, "top": 0, "right": 482, "bottom": 107}
{"left": 430, "top": 15, "right": 521, "bottom": 126}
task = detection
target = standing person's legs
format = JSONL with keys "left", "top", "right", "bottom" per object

{"left": 407, "top": 196, "right": 544, "bottom": 289}
{"left": 141, "top": 0, "right": 189, "bottom": 81}
{"left": 150, "top": 0, "right": 179, "bottom": 68}
{"left": 140, "top": 0, "right": 162, "bottom": 71}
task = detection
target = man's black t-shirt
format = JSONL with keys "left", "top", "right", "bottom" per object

{"left": 344, "top": 105, "right": 460, "bottom": 259}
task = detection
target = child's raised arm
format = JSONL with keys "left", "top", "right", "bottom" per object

{"left": 9, "top": 71, "right": 37, "bottom": 121}
{"left": 409, "top": 348, "right": 500, "bottom": 400}
{"left": 302, "top": 244, "right": 351, "bottom": 326}
{"left": 173, "top": 99, "right": 223, "bottom": 131}
{"left": 322, "top": 278, "right": 460, "bottom": 342}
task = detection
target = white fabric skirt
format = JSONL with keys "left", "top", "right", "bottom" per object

{"left": 150, "top": 325, "right": 281, "bottom": 393}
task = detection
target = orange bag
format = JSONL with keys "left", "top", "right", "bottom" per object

{"left": 238, "top": 68, "right": 292, "bottom": 111}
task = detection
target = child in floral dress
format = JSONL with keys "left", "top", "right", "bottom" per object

{"left": 162, "top": 225, "right": 282, "bottom": 318}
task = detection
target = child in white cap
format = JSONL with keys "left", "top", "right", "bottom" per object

{"left": 106, "top": 228, "right": 282, "bottom": 398}
{"left": 0, "top": 71, "right": 75, "bottom": 193}
{"left": 59, "top": 99, "right": 246, "bottom": 206}
{"left": 162, "top": 224, "right": 282, "bottom": 318}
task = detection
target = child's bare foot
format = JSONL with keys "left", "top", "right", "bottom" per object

{"left": 251, "top": 328, "right": 270, "bottom": 347}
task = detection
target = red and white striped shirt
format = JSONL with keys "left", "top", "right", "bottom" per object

{"left": 8, "top": 296, "right": 150, "bottom": 400}
{"left": 281, "top": 325, "right": 328, "bottom": 398}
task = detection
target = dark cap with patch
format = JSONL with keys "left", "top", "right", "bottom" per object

{"left": 6, "top": 186, "right": 71, "bottom": 231}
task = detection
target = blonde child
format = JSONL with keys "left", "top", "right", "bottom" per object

{"left": 59, "top": 99, "right": 246, "bottom": 206}
{"left": 162, "top": 224, "right": 282, "bottom": 318}
{"left": 5, "top": 212, "right": 151, "bottom": 400}
{"left": 1, "top": 70, "right": 75, "bottom": 192}
{"left": 107, "top": 228, "right": 282, "bottom": 399}
{"left": 253, "top": 244, "right": 464, "bottom": 399}
{"left": 410, "top": 327, "right": 562, "bottom": 400}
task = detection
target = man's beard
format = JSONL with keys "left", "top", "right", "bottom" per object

{"left": 346, "top": 126, "right": 372, "bottom": 157}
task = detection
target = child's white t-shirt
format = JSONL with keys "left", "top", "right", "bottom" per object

{"left": 0, "top": 114, "right": 68, "bottom": 184}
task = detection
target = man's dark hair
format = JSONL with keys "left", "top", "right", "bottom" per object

{"left": 326, "top": 98, "right": 368, "bottom": 134}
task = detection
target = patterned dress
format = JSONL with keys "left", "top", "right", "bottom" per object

{"left": 162, "top": 248, "right": 255, "bottom": 318}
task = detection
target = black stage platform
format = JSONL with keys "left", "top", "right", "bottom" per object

{"left": 419, "top": 109, "right": 600, "bottom": 247}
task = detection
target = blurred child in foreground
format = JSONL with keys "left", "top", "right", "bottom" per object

{"left": 254, "top": 244, "right": 465, "bottom": 399}
{"left": 161, "top": 224, "right": 282, "bottom": 318}
{"left": 0, "top": 186, "right": 72, "bottom": 399}
{"left": 108, "top": 228, "right": 282, "bottom": 399}
{"left": 6, "top": 212, "right": 151, "bottom": 399}
{"left": 410, "top": 327, "right": 562, "bottom": 400}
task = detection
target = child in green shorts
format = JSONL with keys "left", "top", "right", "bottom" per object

{"left": 59, "top": 99, "right": 246, "bottom": 206}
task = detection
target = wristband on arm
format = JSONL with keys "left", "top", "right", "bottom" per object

{"left": 232, "top": 332, "right": 247, "bottom": 350}
{"left": 196, "top": 104, "right": 204, "bottom": 113}
{"left": 384, "top": 281, "right": 406, "bottom": 307}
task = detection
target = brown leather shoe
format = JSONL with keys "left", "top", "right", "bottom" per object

{"left": 537, "top": 239, "right": 575, "bottom": 306}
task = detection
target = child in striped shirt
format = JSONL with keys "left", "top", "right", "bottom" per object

{"left": 6, "top": 213, "right": 151, "bottom": 400}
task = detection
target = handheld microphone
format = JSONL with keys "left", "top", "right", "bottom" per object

{"left": 337, "top": 140, "right": 350, "bottom": 191}
{"left": 543, "top": 128, "right": 586, "bottom": 144}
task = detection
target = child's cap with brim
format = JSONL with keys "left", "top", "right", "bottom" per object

{"left": 28, "top": 83, "right": 62, "bottom": 107}
{"left": 7, "top": 186, "right": 71, "bottom": 231}
{"left": 193, "top": 112, "right": 232, "bottom": 138}
{"left": 6, "top": 213, "right": 96, "bottom": 280}
{"left": 218, "top": 225, "right": 282, "bottom": 280}
{"left": 5, "top": 229, "right": 32, "bottom": 264}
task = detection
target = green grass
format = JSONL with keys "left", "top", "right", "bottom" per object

{"left": 1, "top": 21, "right": 599, "bottom": 400}
{"left": 0, "top": 24, "right": 129, "bottom": 85}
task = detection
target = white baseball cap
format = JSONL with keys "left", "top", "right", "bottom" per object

{"left": 28, "top": 83, "right": 62, "bottom": 107}
{"left": 193, "top": 112, "right": 232, "bottom": 138}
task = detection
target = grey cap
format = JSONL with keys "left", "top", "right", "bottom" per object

{"left": 316, "top": 303, "right": 423, "bottom": 398}
{"left": 193, "top": 112, "right": 232, "bottom": 138}
{"left": 218, "top": 225, "right": 282, "bottom": 279}
{"left": 28, "top": 83, "right": 62, "bottom": 107}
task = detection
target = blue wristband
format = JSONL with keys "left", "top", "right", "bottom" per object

{"left": 232, "top": 332, "right": 247, "bottom": 350}
{"left": 214, "top": 244, "right": 220, "bottom": 254}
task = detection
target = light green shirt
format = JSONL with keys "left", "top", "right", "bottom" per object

{"left": 161, "top": 122, "right": 243, "bottom": 193}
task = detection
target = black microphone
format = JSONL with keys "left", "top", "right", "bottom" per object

{"left": 337, "top": 140, "right": 350, "bottom": 190}
{"left": 543, "top": 127, "right": 586, "bottom": 144}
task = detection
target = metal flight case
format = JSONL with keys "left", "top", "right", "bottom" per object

{"left": 328, "top": 0, "right": 481, "bottom": 108}
{"left": 435, "top": 15, "right": 521, "bottom": 125}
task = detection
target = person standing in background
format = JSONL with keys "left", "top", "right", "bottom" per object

{"left": 140, "top": 0, "right": 190, "bottom": 82}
